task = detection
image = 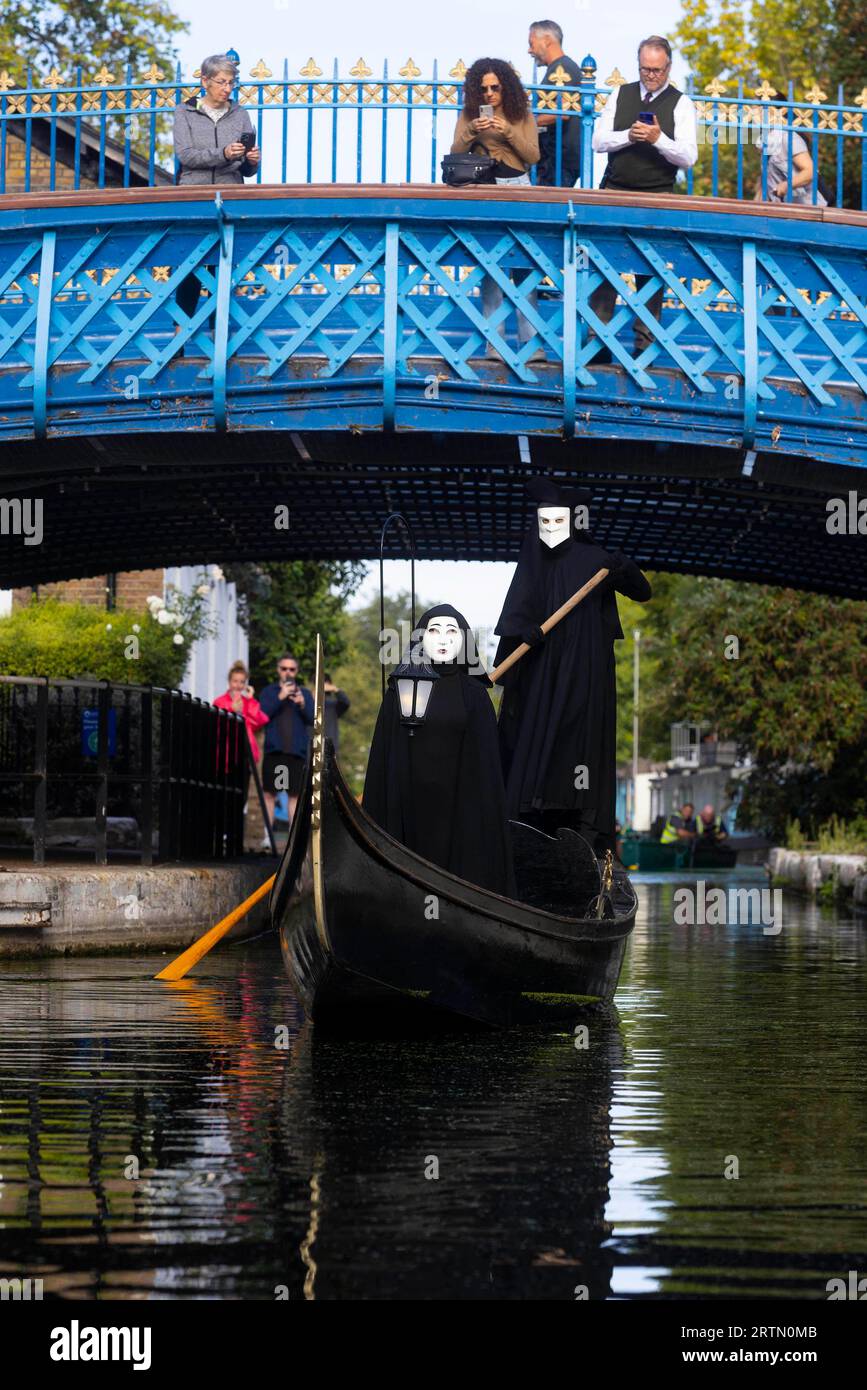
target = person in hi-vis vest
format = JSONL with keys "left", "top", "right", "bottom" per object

{"left": 660, "top": 802, "right": 698, "bottom": 845}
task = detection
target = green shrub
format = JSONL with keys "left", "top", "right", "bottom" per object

{"left": 784, "top": 816, "right": 807, "bottom": 850}
{"left": 815, "top": 814, "right": 867, "bottom": 855}
{"left": 0, "top": 596, "right": 200, "bottom": 687}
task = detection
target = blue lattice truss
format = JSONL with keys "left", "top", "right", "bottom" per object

{"left": 0, "top": 189, "right": 865, "bottom": 468}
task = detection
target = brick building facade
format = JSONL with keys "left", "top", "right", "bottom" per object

{"left": 2, "top": 111, "right": 172, "bottom": 194}
{"left": 12, "top": 570, "right": 165, "bottom": 611}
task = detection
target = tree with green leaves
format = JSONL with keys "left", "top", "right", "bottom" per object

{"left": 672, "top": 0, "right": 865, "bottom": 201}
{"left": 0, "top": 0, "right": 188, "bottom": 81}
{"left": 674, "top": 0, "right": 836, "bottom": 92}
{"left": 614, "top": 572, "right": 687, "bottom": 766}
{"left": 638, "top": 576, "right": 867, "bottom": 838}
{"left": 225, "top": 560, "right": 366, "bottom": 697}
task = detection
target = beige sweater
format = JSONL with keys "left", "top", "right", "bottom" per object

{"left": 451, "top": 111, "right": 540, "bottom": 173}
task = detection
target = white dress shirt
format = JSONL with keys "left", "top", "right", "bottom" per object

{"left": 592, "top": 81, "right": 698, "bottom": 170}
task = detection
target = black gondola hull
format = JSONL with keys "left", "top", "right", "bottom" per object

{"left": 273, "top": 738, "right": 636, "bottom": 1029}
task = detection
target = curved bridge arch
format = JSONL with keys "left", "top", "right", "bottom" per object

{"left": 0, "top": 185, "right": 865, "bottom": 594}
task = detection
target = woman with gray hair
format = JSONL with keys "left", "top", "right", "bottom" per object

{"left": 173, "top": 54, "right": 261, "bottom": 187}
{"left": 172, "top": 56, "right": 261, "bottom": 333}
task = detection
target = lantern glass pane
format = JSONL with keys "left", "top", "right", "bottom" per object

{"left": 414, "top": 679, "right": 434, "bottom": 717}
{"left": 395, "top": 678, "right": 415, "bottom": 718}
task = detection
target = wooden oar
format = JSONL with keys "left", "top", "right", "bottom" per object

{"left": 153, "top": 874, "right": 275, "bottom": 982}
{"left": 489, "top": 567, "right": 610, "bottom": 684}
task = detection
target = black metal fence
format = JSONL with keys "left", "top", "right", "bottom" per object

{"left": 0, "top": 676, "right": 247, "bottom": 864}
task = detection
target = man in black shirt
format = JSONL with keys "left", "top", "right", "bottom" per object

{"left": 528, "top": 20, "right": 583, "bottom": 187}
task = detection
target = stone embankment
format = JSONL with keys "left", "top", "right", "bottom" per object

{"left": 0, "top": 859, "right": 277, "bottom": 956}
{"left": 769, "top": 848, "right": 867, "bottom": 912}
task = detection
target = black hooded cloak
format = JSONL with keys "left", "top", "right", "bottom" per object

{"left": 494, "top": 480, "right": 651, "bottom": 850}
{"left": 363, "top": 604, "right": 516, "bottom": 898}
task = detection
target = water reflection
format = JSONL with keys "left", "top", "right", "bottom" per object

{"left": 0, "top": 874, "right": 864, "bottom": 1300}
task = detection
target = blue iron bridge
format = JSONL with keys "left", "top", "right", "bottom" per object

{"left": 0, "top": 183, "right": 865, "bottom": 595}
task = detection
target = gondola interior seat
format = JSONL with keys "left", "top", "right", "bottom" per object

{"left": 509, "top": 821, "right": 607, "bottom": 919}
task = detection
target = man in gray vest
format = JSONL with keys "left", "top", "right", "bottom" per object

{"left": 589, "top": 35, "right": 698, "bottom": 360}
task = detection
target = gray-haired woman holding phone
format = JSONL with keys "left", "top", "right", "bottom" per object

{"left": 172, "top": 56, "right": 261, "bottom": 331}
{"left": 173, "top": 54, "right": 261, "bottom": 187}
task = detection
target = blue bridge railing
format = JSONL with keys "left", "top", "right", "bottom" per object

{"left": 1, "top": 55, "right": 866, "bottom": 205}
{"left": 0, "top": 186, "right": 863, "bottom": 468}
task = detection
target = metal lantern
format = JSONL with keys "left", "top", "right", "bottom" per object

{"left": 389, "top": 658, "right": 439, "bottom": 733}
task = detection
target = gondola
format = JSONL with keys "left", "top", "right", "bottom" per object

{"left": 270, "top": 638, "right": 638, "bottom": 1030}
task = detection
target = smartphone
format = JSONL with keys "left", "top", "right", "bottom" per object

{"left": 637, "top": 111, "right": 655, "bottom": 124}
{"left": 479, "top": 104, "right": 494, "bottom": 120}
{"left": 239, "top": 131, "right": 256, "bottom": 151}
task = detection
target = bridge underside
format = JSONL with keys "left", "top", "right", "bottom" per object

{"left": 1, "top": 429, "right": 864, "bottom": 597}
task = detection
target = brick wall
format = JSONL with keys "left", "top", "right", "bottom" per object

{"left": 3, "top": 138, "right": 98, "bottom": 193}
{"left": 115, "top": 570, "right": 164, "bottom": 609}
{"left": 13, "top": 569, "right": 165, "bottom": 610}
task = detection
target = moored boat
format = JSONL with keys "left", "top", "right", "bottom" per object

{"left": 621, "top": 833, "right": 738, "bottom": 872}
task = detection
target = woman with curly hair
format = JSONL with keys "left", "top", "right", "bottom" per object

{"left": 451, "top": 59, "right": 543, "bottom": 363}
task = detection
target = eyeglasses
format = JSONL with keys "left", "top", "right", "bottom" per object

{"left": 638, "top": 65, "right": 670, "bottom": 76}
{"left": 209, "top": 77, "right": 235, "bottom": 87}
{"left": 278, "top": 665, "right": 297, "bottom": 673}
{"left": 480, "top": 83, "right": 501, "bottom": 92}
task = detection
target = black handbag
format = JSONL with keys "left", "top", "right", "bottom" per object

{"left": 441, "top": 146, "right": 496, "bottom": 187}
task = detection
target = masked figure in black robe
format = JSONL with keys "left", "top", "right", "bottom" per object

{"left": 363, "top": 604, "right": 516, "bottom": 898}
{"left": 493, "top": 479, "right": 651, "bottom": 855}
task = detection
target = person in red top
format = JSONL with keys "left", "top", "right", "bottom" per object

{"left": 214, "top": 660, "right": 269, "bottom": 764}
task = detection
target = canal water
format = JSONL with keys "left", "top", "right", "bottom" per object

{"left": 0, "top": 872, "right": 864, "bottom": 1300}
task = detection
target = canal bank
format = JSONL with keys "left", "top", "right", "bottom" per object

{"left": 769, "top": 847, "right": 867, "bottom": 912}
{"left": 0, "top": 858, "right": 278, "bottom": 956}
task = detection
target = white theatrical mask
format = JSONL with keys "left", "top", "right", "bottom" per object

{"left": 538, "top": 506, "right": 571, "bottom": 548}
{"left": 421, "top": 617, "right": 463, "bottom": 664}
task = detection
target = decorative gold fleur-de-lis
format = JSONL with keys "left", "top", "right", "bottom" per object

{"left": 754, "top": 80, "right": 776, "bottom": 100}
{"left": 449, "top": 60, "right": 468, "bottom": 80}
{"left": 804, "top": 83, "right": 827, "bottom": 104}
{"left": 141, "top": 63, "right": 165, "bottom": 83}
{"left": 44, "top": 66, "right": 63, "bottom": 88}
{"left": 249, "top": 59, "right": 272, "bottom": 79}
{"left": 399, "top": 58, "right": 422, "bottom": 79}
{"left": 0, "top": 69, "right": 16, "bottom": 91}
{"left": 299, "top": 57, "right": 322, "bottom": 78}
{"left": 349, "top": 58, "right": 372, "bottom": 78}
{"left": 604, "top": 68, "right": 626, "bottom": 87}
{"left": 547, "top": 63, "right": 572, "bottom": 86}
{"left": 855, "top": 87, "right": 867, "bottom": 108}
{"left": 94, "top": 64, "right": 116, "bottom": 86}
{"left": 704, "top": 76, "right": 726, "bottom": 97}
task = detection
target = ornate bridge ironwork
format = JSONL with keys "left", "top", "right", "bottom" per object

{"left": 0, "top": 186, "right": 864, "bottom": 461}
{"left": 0, "top": 185, "right": 864, "bottom": 596}
{"left": 1, "top": 54, "right": 865, "bottom": 205}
